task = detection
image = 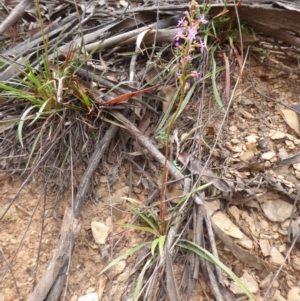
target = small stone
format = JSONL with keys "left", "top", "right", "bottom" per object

{"left": 259, "top": 273, "right": 272, "bottom": 289}
{"left": 291, "top": 255, "right": 300, "bottom": 271}
{"left": 269, "top": 130, "right": 286, "bottom": 140}
{"left": 229, "top": 125, "right": 238, "bottom": 132}
{"left": 111, "top": 260, "right": 126, "bottom": 279}
{"left": 98, "top": 275, "right": 108, "bottom": 300}
{"left": 287, "top": 287, "right": 300, "bottom": 301}
{"left": 231, "top": 138, "right": 241, "bottom": 144}
{"left": 236, "top": 235, "right": 253, "bottom": 250}
{"left": 211, "top": 211, "right": 244, "bottom": 239}
{"left": 269, "top": 247, "right": 284, "bottom": 266}
{"left": 245, "top": 135, "right": 258, "bottom": 143}
{"left": 245, "top": 141, "right": 257, "bottom": 152}
{"left": 259, "top": 239, "right": 271, "bottom": 256}
{"left": 285, "top": 140, "right": 295, "bottom": 150}
{"left": 239, "top": 150, "right": 255, "bottom": 161}
{"left": 230, "top": 271, "right": 259, "bottom": 294}
{"left": 261, "top": 152, "right": 276, "bottom": 160}
{"left": 293, "top": 163, "right": 300, "bottom": 172}
{"left": 260, "top": 220, "right": 269, "bottom": 230}
{"left": 228, "top": 206, "right": 241, "bottom": 222}
{"left": 91, "top": 221, "right": 110, "bottom": 245}
{"left": 78, "top": 292, "right": 98, "bottom": 301}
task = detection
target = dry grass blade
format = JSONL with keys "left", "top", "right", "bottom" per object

{"left": 165, "top": 251, "right": 180, "bottom": 301}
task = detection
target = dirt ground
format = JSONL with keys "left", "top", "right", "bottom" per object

{"left": 1, "top": 37, "right": 300, "bottom": 301}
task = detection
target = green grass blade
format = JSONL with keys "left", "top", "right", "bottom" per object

{"left": 133, "top": 259, "right": 152, "bottom": 301}
{"left": 158, "top": 235, "right": 166, "bottom": 256}
{"left": 17, "top": 106, "right": 38, "bottom": 147}
{"left": 178, "top": 240, "right": 257, "bottom": 301}
{"left": 151, "top": 238, "right": 160, "bottom": 256}
{"left": 118, "top": 223, "right": 159, "bottom": 237}
{"left": 100, "top": 242, "right": 151, "bottom": 275}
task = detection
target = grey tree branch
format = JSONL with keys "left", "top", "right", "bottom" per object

{"left": 0, "top": 0, "right": 33, "bottom": 35}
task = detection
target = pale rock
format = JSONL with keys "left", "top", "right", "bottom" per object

{"left": 259, "top": 220, "right": 269, "bottom": 230}
{"left": 70, "top": 296, "right": 77, "bottom": 301}
{"left": 278, "top": 147, "right": 289, "bottom": 160}
{"left": 261, "top": 151, "right": 276, "bottom": 160}
{"left": 261, "top": 199, "right": 293, "bottom": 222}
{"left": 78, "top": 292, "right": 98, "bottom": 301}
{"left": 274, "top": 290, "right": 287, "bottom": 301}
{"left": 225, "top": 142, "right": 242, "bottom": 153}
{"left": 285, "top": 140, "right": 295, "bottom": 150}
{"left": 117, "top": 269, "right": 130, "bottom": 282}
{"left": 279, "top": 244, "right": 286, "bottom": 253}
{"left": 269, "top": 247, "right": 284, "bottom": 266}
{"left": 230, "top": 271, "right": 259, "bottom": 295}
{"left": 239, "top": 150, "right": 255, "bottom": 161}
{"left": 98, "top": 275, "right": 108, "bottom": 300}
{"left": 99, "top": 176, "right": 107, "bottom": 183}
{"left": 231, "top": 138, "right": 241, "bottom": 144}
{"left": 294, "top": 139, "right": 300, "bottom": 145}
{"left": 287, "top": 287, "right": 300, "bottom": 301}
{"left": 236, "top": 235, "right": 253, "bottom": 250}
{"left": 291, "top": 255, "right": 300, "bottom": 271}
{"left": 229, "top": 125, "right": 238, "bottom": 132}
{"left": 91, "top": 221, "right": 110, "bottom": 245}
{"left": 111, "top": 260, "right": 126, "bottom": 279}
{"left": 259, "top": 239, "right": 271, "bottom": 256}
{"left": 259, "top": 273, "right": 272, "bottom": 289}
{"left": 228, "top": 206, "right": 241, "bottom": 222}
{"left": 293, "top": 162, "right": 300, "bottom": 172}
{"left": 241, "top": 211, "right": 258, "bottom": 237}
{"left": 280, "top": 220, "right": 290, "bottom": 233}
{"left": 269, "top": 130, "right": 286, "bottom": 140}
{"left": 105, "top": 216, "right": 113, "bottom": 232}
{"left": 245, "top": 135, "right": 258, "bottom": 143}
{"left": 211, "top": 211, "right": 244, "bottom": 239}
{"left": 245, "top": 141, "right": 257, "bottom": 152}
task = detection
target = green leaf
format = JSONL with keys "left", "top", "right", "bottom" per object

{"left": 178, "top": 240, "right": 257, "bottom": 301}
{"left": 151, "top": 238, "right": 160, "bottom": 256}
{"left": 118, "top": 223, "right": 159, "bottom": 237}
{"left": 133, "top": 259, "right": 152, "bottom": 301}
{"left": 17, "top": 106, "right": 38, "bottom": 147}
{"left": 158, "top": 235, "right": 166, "bottom": 256}
{"left": 100, "top": 242, "right": 151, "bottom": 275}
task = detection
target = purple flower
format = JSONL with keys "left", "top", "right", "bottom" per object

{"left": 175, "top": 29, "right": 184, "bottom": 41}
{"left": 177, "top": 16, "right": 185, "bottom": 27}
{"left": 175, "top": 42, "right": 180, "bottom": 47}
{"left": 187, "top": 26, "right": 197, "bottom": 41}
{"left": 185, "top": 55, "right": 192, "bottom": 62}
{"left": 176, "top": 71, "right": 182, "bottom": 78}
{"left": 191, "top": 70, "right": 200, "bottom": 79}
{"left": 184, "top": 11, "right": 189, "bottom": 16}
{"left": 199, "top": 14, "right": 208, "bottom": 24}
{"left": 198, "top": 37, "right": 206, "bottom": 53}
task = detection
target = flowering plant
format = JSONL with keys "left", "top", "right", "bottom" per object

{"left": 174, "top": 0, "right": 208, "bottom": 92}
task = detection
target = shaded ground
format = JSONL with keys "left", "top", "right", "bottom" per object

{"left": 1, "top": 51, "right": 300, "bottom": 300}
